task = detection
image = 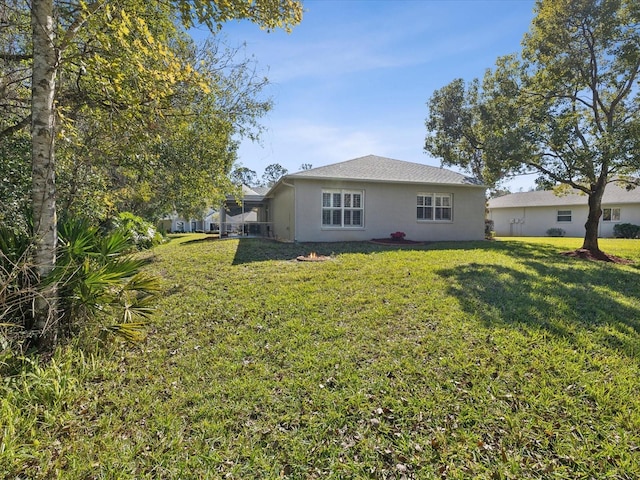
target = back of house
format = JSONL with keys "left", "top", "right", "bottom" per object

{"left": 265, "top": 154, "right": 486, "bottom": 243}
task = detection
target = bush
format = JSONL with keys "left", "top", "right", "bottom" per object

{"left": 55, "top": 218, "right": 162, "bottom": 342}
{"left": 0, "top": 217, "right": 162, "bottom": 352}
{"left": 613, "top": 223, "right": 640, "bottom": 239}
{"left": 485, "top": 219, "right": 495, "bottom": 239}
{"left": 0, "top": 225, "right": 38, "bottom": 351}
{"left": 112, "top": 212, "right": 164, "bottom": 250}
{"left": 546, "top": 228, "right": 565, "bottom": 237}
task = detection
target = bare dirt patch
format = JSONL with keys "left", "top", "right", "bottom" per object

{"left": 296, "top": 253, "right": 331, "bottom": 262}
{"left": 560, "top": 248, "right": 634, "bottom": 264}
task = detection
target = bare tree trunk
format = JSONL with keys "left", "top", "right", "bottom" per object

{"left": 31, "top": 0, "right": 59, "bottom": 350}
{"left": 581, "top": 186, "right": 605, "bottom": 253}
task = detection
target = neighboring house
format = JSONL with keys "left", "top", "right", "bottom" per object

{"left": 158, "top": 185, "right": 269, "bottom": 234}
{"left": 264, "top": 154, "right": 486, "bottom": 242}
{"left": 158, "top": 209, "right": 217, "bottom": 234}
{"left": 487, "top": 183, "right": 640, "bottom": 237}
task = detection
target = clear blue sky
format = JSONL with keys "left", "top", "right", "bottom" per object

{"left": 199, "top": 0, "right": 539, "bottom": 190}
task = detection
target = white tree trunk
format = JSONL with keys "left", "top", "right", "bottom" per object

{"left": 31, "top": 0, "right": 59, "bottom": 348}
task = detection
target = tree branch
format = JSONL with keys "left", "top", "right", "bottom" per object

{"left": 58, "top": 1, "right": 108, "bottom": 52}
{"left": 525, "top": 154, "right": 591, "bottom": 194}
{"left": 0, "top": 52, "right": 32, "bottom": 61}
{"left": 0, "top": 114, "right": 31, "bottom": 138}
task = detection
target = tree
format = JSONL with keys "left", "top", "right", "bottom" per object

{"left": 231, "top": 166, "right": 259, "bottom": 186}
{"left": 425, "top": 78, "right": 485, "bottom": 182}
{"left": 299, "top": 163, "right": 313, "bottom": 171}
{"left": 262, "top": 163, "right": 288, "bottom": 187}
{"left": 52, "top": 33, "right": 272, "bottom": 223}
{"left": 2, "top": 0, "right": 303, "bottom": 351}
{"left": 425, "top": 0, "right": 640, "bottom": 255}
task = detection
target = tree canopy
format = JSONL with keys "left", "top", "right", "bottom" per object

{"left": 231, "top": 166, "right": 259, "bottom": 186}
{"left": 262, "top": 163, "right": 288, "bottom": 187}
{"left": 0, "top": 0, "right": 303, "bottom": 350}
{"left": 425, "top": 0, "right": 640, "bottom": 254}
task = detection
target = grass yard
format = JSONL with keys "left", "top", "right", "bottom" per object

{"left": 2, "top": 236, "right": 640, "bottom": 479}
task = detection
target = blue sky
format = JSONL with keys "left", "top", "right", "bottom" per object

{"left": 202, "top": 0, "right": 539, "bottom": 190}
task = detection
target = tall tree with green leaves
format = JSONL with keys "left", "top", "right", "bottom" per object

{"left": 425, "top": 0, "right": 640, "bottom": 255}
{"left": 231, "top": 166, "right": 259, "bottom": 186}
{"left": 2, "top": 0, "right": 302, "bottom": 351}
{"left": 262, "top": 163, "right": 288, "bottom": 187}
{"left": 53, "top": 32, "right": 272, "bottom": 223}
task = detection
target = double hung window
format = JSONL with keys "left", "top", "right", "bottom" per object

{"left": 557, "top": 210, "right": 572, "bottom": 222}
{"left": 417, "top": 193, "right": 452, "bottom": 221}
{"left": 322, "top": 190, "right": 364, "bottom": 227}
{"left": 602, "top": 208, "right": 621, "bottom": 222}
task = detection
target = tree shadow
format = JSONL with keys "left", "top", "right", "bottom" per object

{"left": 437, "top": 258, "right": 640, "bottom": 359}
{"left": 230, "top": 238, "right": 421, "bottom": 265}
{"left": 229, "top": 238, "right": 599, "bottom": 265}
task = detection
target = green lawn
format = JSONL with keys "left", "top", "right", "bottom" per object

{"left": 3, "top": 236, "right": 640, "bottom": 479}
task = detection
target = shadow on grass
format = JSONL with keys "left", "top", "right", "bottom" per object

{"left": 174, "top": 236, "right": 640, "bottom": 357}
{"left": 174, "top": 234, "right": 218, "bottom": 244}
{"left": 229, "top": 238, "right": 434, "bottom": 265}
{"left": 229, "top": 237, "right": 569, "bottom": 265}
{"left": 181, "top": 236, "right": 631, "bottom": 269}
{"left": 437, "top": 258, "right": 640, "bottom": 359}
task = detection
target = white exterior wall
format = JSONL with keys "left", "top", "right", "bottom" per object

{"left": 270, "top": 183, "right": 296, "bottom": 242}
{"left": 276, "top": 179, "right": 485, "bottom": 242}
{"left": 488, "top": 204, "right": 640, "bottom": 237}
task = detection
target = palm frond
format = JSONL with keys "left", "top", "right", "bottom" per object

{"left": 101, "top": 322, "right": 147, "bottom": 343}
{"left": 95, "top": 229, "right": 134, "bottom": 259}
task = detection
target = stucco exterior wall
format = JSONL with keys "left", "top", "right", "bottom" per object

{"left": 276, "top": 179, "right": 485, "bottom": 242}
{"left": 488, "top": 204, "right": 640, "bottom": 237}
{"left": 269, "top": 183, "right": 296, "bottom": 242}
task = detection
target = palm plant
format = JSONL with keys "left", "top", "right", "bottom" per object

{"left": 1, "top": 217, "right": 161, "bottom": 351}
{"left": 54, "top": 218, "right": 162, "bottom": 342}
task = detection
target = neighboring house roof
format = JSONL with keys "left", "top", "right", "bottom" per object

{"left": 488, "top": 182, "right": 640, "bottom": 209}
{"left": 250, "top": 186, "right": 270, "bottom": 196}
{"left": 242, "top": 185, "right": 265, "bottom": 197}
{"left": 279, "top": 154, "right": 483, "bottom": 188}
{"left": 226, "top": 185, "right": 266, "bottom": 203}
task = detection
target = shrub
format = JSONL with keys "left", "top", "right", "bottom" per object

{"left": 546, "top": 228, "right": 565, "bottom": 237}
{"left": 613, "top": 223, "right": 640, "bottom": 239}
{"left": 0, "top": 217, "right": 161, "bottom": 352}
{"left": 390, "top": 231, "right": 406, "bottom": 240}
{"left": 55, "top": 218, "right": 162, "bottom": 342}
{"left": 112, "top": 212, "right": 164, "bottom": 250}
{"left": 485, "top": 219, "right": 495, "bottom": 239}
{"left": 0, "top": 225, "right": 38, "bottom": 351}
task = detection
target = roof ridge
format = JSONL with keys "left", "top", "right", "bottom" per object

{"left": 286, "top": 154, "right": 483, "bottom": 186}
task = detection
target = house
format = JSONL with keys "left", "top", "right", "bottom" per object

{"left": 487, "top": 183, "right": 640, "bottom": 237}
{"left": 158, "top": 185, "right": 269, "bottom": 234}
{"left": 157, "top": 209, "right": 217, "bottom": 234}
{"left": 263, "top": 154, "right": 486, "bottom": 242}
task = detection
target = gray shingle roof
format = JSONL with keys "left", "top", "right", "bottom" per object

{"left": 250, "top": 186, "right": 270, "bottom": 196}
{"left": 287, "top": 154, "right": 483, "bottom": 187}
{"left": 488, "top": 182, "right": 640, "bottom": 208}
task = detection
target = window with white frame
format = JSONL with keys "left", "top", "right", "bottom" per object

{"left": 322, "top": 190, "right": 364, "bottom": 227}
{"left": 557, "top": 210, "right": 572, "bottom": 222}
{"left": 602, "top": 207, "right": 621, "bottom": 222}
{"left": 417, "top": 193, "right": 453, "bottom": 221}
